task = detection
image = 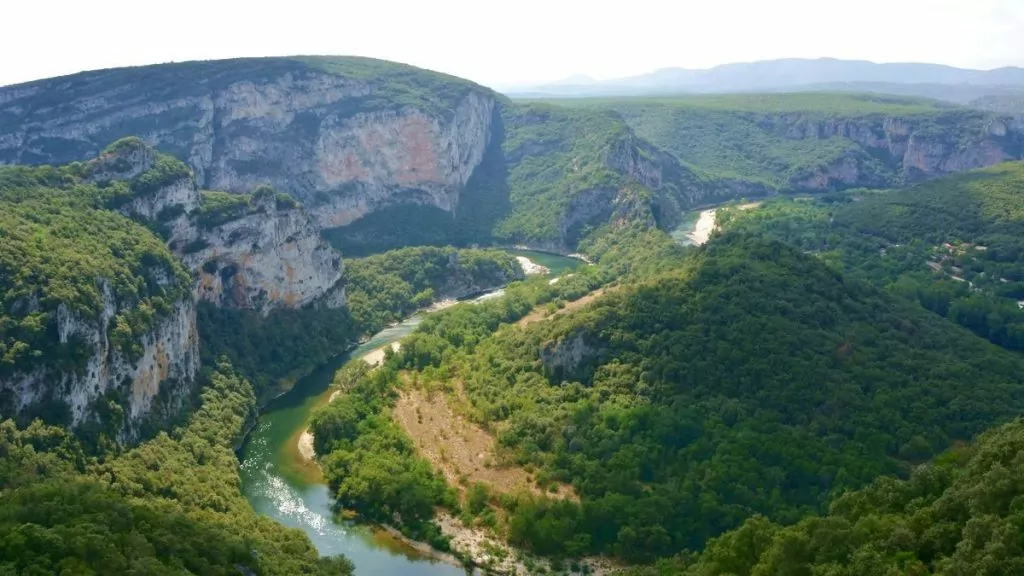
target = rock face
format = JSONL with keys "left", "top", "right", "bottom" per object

{"left": 0, "top": 139, "right": 350, "bottom": 440}
{"left": 2, "top": 278, "right": 199, "bottom": 443}
{"left": 540, "top": 331, "right": 599, "bottom": 381}
{"left": 749, "top": 111, "right": 1024, "bottom": 190}
{"left": 100, "top": 138, "right": 346, "bottom": 314}
{"left": 0, "top": 57, "right": 496, "bottom": 233}
{"left": 181, "top": 193, "right": 345, "bottom": 312}
{"left": 3, "top": 57, "right": 1020, "bottom": 254}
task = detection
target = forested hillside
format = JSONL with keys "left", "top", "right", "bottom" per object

{"left": 197, "top": 246, "right": 522, "bottom": 401}
{"left": 0, "top": 156, "right": 198, "bottom": 438}
{"left": 4, "top": 54, "right": 1024, "bottom": 574}
{"left": 717, "top": 161, "right": 1024, "bottom": 353}
{"left": 623, "top": 416, "right": 1024, "bottom": 575}
{"left": 310, "top": 230, "right": 1024, "bottom": 566}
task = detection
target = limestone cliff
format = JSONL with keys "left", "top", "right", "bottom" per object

{"left": 182, "top": 191, "right": 345, "bottom": 313}
{"left": 0, "top": 57, "right": 496, "bottom": 234}
{"left": 0, "top": 148, "right": 201, "bottom": 440}
{"left": 610, "top": 98, "right": 1024, "bottom": 195}
{"left": 499, "top": 104, "right": 769, "bottom": 251}
{"left": 763, "top": 112, "right": 1024, "bottom": 190}
{"left": 4, "top": 58, "right": 1018, "bottom": 255}
{"left": 100, "top": 138, "right": 346, "bottom": 314}
{"left": 3, "top": 292, "right": 199, "bottom": 441}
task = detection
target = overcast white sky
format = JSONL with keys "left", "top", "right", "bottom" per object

{"left": 3, "top": 0, "right": 1023, "bottom": 88}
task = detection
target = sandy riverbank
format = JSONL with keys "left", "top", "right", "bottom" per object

{"left": 688, "top": 209, "right": 717, "bottom": 245}
{"left": 297, "top": 341, "right": 403, "bottom": 462}
{"left": 687, "top": 202, "right": 762, "bottom": 246}
{"left": 515, "top": 255, "right": 550, "bottom": 276}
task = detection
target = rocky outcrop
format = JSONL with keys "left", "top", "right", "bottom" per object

{"left": 545, "top": 134, "right": 769, "bottom": 250}
{"left": 181, "top": 193, "right": 345, "bottom": 312}
{"left": 435, "top": 250, "right": 525, "bottom": 299}
{"left": 2, "top": 284, "right": 199, "bottom": 443}
{"left": 755, "top": 111, "right": 1024, "bottom": 190}
{"left": 97, "top": 139, "right": 346, "bottom": 314}
{"left": 0, "top": 139, "right": 351, "bottom": 439}
{"left": 540, "top": 331, "right": 600, "bottom": 382}
{"left": 0, "top": 57, "right": 497, "bottom": 233}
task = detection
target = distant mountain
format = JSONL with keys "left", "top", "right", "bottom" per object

{"left": 507, "top": 58, "right": 1024, "bottom": 103}
{"left": 546, "top": 74, "right": 599, "bottom": 86}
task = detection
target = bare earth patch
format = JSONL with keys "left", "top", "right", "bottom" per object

{"left": 516, "top": 286, "right": 613, "bottom": 328}
{"left": 394, "top": 388, "right": 576, "bottom": 500}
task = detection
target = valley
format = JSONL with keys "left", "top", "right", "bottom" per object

{"left": 3, "top": 53, "right": 1024, "bottom": 576}
{"left": 239, "top": 251, "right": 583, "bottom": 574}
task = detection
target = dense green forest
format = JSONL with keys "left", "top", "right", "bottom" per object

{"left": 717, "top": 161, "right": 1024, "bottom": 352}
{"left": 0, "top": 151, "right": 191, "bottom": 385}
{"left": 344, "top": 245, "right": 523, "bottom": 328}
{"left": 5, "top": 64, "right": 1024, "bottom": 574}
{"left": 196, "top": 305, "right": 361, "bottom": 402}
{"left": 0, "top": 361, "right": 353, "bottom": 575}
{"left": 623, "top": 415, "right": 1024, "bottom": 575}
{"left": 318, "top": 231, "right": 1024, "bottom": 565}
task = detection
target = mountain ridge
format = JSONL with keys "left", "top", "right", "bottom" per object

{"left": 510, "top": 57, "right": 1024, "bottom": 103}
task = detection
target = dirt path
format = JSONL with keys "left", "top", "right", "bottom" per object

{"left": 393, "top": 388, "right": 576, "bottom": 500}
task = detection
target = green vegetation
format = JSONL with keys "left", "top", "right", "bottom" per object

{"left": 340, "top": 232, "right": 1024, "bottom": 564}
{"left": 197, "top": 190, "right": 253, "bottom": 228}
{"left": 196, "top": 186, "right": 301, "bottom": 230}
{"left": 126, "top": 151, "right": 193, "bottom": 197}
{"left": 293, "top": 56, "right": 483, "bottom": 120}
{"left": 0, "top": 162, "right": 190, "bottom": 380}
{"left": 971, "top": 93, "right": 1024, "bottom": 114}
{"left": 0, "top": 361, "right": 353, "bottom": 575}
{"left": 310, "top": 363, "right": 456, "bottom": 549}
{"left": 546, "top": 94, "right": 995, "bottom": 189}
{"left": 717, "top": 162, "right": 1024, "bottom": 353}
{"left": 196, "top": 246, "right": 523, "bottom": 402}
{"left": 624, "top": 416, "right": 1024, "bottom": 575}
{"left": 496, "top": 103, "right": 650, "bottom": 245}
{"left": 196, "top": 305, "right": 360, "bottom": 402}
{"left": 311, "top": 261, "right": 607, "bottom": 537}
{"left": 345, "top": 245, "right": 522, "bottom": 329}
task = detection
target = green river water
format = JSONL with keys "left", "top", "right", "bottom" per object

{"left": 238, "top": 251, "right": 581, "bottom": 574}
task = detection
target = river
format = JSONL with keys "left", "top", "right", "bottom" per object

{"left": 238, "top": 250, "right": 582, "bottom": 574}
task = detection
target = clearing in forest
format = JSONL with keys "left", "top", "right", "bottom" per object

{"left": 393, "top": 388, "right": 577, "bottom": 500}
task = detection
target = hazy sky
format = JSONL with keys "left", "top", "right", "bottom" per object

{"left": 4, "top": 0, "right": 1023, "bottom": 88}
